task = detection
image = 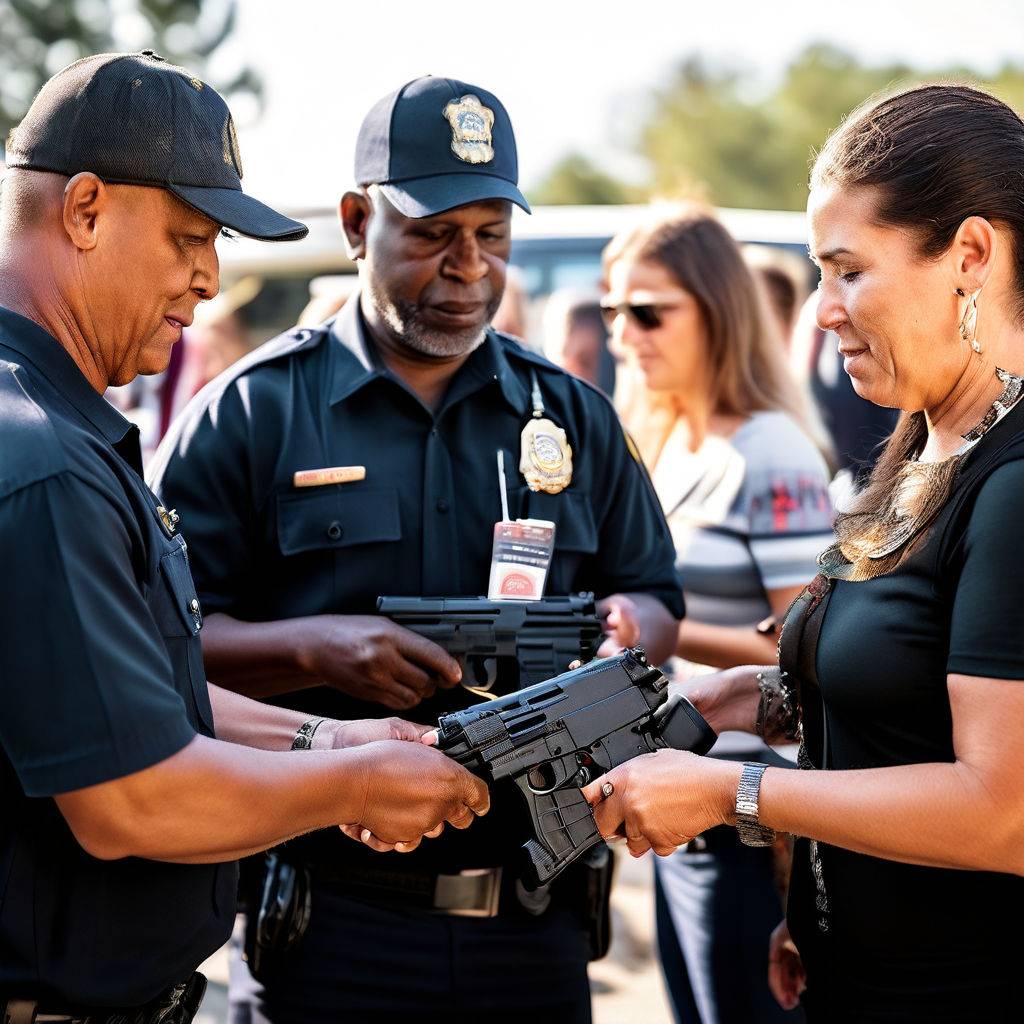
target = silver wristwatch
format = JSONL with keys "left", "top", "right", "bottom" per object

{"left": 735, "top": 761, "right": 776, "bottom": 847}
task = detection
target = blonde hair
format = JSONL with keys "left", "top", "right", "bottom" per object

{"left": 604, "top": 204, "right": 829, "bottom": 465}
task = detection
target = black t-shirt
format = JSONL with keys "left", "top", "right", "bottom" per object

{"left": 786, "top": 402, "right": 1024, "bottom": 1022}
{"left": 0, "top": 308, "right": 235, "bottom": 1005}
{"left": 150, "top": 295, "right": 683, "bottom": 874}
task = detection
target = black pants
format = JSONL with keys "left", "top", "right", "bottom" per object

{"left": 654, "top": 827, "right": 804, "bottom": 1024}
{"left": 229, "top": 880, "right": 592, "bottom": 1024}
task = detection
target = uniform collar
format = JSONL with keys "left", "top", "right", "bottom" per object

{"left": 327, "top": 290, "right": 530, "bottom": 417}
{"left": 0, "top": 305, "right": 141, "bottom": 457}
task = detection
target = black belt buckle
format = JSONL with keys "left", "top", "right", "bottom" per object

{"left": 432, "top": 867, "right": 502, "bottom": 917}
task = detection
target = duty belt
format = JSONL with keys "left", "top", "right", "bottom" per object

{"left": 314, "top": 862, "right": 507, "bottom": 917}
{"left": 1, "top": 973, "right": 206, "bottom": 1024}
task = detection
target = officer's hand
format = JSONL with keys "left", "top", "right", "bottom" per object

{"left": 329, "top": 717, "right": 433, "bottom": 749}
{"left": 343, "top": 740, "right": 489, "bottom": 850}
{"left": 338, "top": 821, "right": 445, "bottom": 853}
{"left": 596, "top": 593, "right": 642, "bottom": 657}
{"left": 298, "top": 615, "right": 462, "bottom": 709}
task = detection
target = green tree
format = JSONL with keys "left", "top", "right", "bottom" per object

{"left": 639, "top": 44, "right": 1024, "bottom": 211}
{"left": 0, "top": 0, "right": 259, "bottom": 142}
{"left": 530, "top": 152, "right": 637, "bottom": 205}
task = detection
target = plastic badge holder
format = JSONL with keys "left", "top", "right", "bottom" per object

{"left": 487, "top": 518, "right": 556, "bottom": 601}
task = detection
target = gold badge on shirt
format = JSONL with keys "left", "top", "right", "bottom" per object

{"left": 443, "top": 94, "right": 495, "bottom": 164}
{"left": 520, "top": 418, "right": 573, "bottom": 494}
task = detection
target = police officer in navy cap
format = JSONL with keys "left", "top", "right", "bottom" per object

{"left": 151, "top": 75, "right": 684, "bottom": 1024}
{"left": 0, "top": 55, "right": 489, "bottom": 1022}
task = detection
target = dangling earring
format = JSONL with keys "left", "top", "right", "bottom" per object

{"left": 958, "top": 289, "right": 982, "bottom": 354}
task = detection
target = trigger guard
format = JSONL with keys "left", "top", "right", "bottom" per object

{"left": 484, "top": 657, "right": 498, "bottom": 687}
{"left": 523, "top": 758, "right": 571, "bottom": 796}
{"left": 466, "top": 656, "right": 498, "bottom": 691}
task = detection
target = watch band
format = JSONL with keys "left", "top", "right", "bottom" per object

{"left": 291, "top": 718, "right": 327, "bottom": 751}
{"left": 735, "top": 761, "right": 776, "bottom": 847}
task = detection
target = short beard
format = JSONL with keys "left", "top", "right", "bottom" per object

{"left": 367, "top": 285, "right": 496, "bottom": 358}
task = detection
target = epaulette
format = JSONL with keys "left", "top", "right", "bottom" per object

{"left": 0, "top": 360, "right": 68, "bottom": 497}
{"left": 201, "top": 321, "right": 330, "bottom": 393}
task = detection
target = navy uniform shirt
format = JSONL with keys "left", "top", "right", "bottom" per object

{"left": 151, "top": 293, "right": 683, "bottom": 870}
{"left": 0, "top": 308, "right": 236, "bottom": 1005}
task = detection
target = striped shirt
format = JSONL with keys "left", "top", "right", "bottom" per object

{"left": 653, "top": 410, "right": 834, "bottom": 630}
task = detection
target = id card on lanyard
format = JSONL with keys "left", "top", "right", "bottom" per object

{"left": 487, "top": 449, "right": 555, "bottom": 601}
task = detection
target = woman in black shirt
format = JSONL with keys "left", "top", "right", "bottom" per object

{"left": 583, "top": 84, "right": 1024, "bottom": 1023}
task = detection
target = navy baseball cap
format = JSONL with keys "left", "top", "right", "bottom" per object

{"left": 5, "top": 51, "right": 307, "bottom": 241}
{"left": 355, "top": 76, "right": 531, "bottom": 218}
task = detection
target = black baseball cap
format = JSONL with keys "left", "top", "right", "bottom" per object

{"left": 355, "top": 76, "right": 531, "bottom": 218}
{"left": 5, "top": 51, "right": 307, "bottom": 242}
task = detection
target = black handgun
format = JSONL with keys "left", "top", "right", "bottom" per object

{"left": 376, "top": 593, "right": 604, "bottom": 694}
{"left": 434, "top": 647, "right": 716, "bottom": 888}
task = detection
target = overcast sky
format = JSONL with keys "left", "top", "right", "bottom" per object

{"left": 222, "top": 0, "right": 1024, "bottom": 210}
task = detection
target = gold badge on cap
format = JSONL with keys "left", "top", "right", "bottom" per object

{"left": 443, "top": 94, "right": 495, "bottom": 165}
{"left": 520, "top": 418, "right": 573, "bottom": 494}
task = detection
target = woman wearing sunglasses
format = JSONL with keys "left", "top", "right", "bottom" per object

{"left": 587, "top": 85, "right": 1024, "bottom": 1023}
{"left": 602, "top": 207, "right": 833, "bottom": 1024}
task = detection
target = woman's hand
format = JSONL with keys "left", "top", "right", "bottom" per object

{"left": 767, "top": 918, "right": 806, "bottom": 1010}
{"left": 673, "top": 665, "right": 763, "bottom": 735}
{"left": 582, "top": 750, "right": 741, "bottom": 857}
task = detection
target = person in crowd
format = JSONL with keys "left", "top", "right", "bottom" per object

{"left": 0, "top": 52, "right": 487, "bottom": 1022}
{"left": 543, "top": 287, "right": 618, "bottom": 395}
{"left": 586, "top": 83, "right": 1024, "bottom": 1023}
{"left": 602, "top": 205, "right": 832, "bottom": 1024}
{"left": 296, "top": 274, "right": 359, "bottom": 327}
{"left": 150, "top": 75, "right": 683, "bottom": 1024}
{"left": 743, "top": 244, "right": 808, "bottom": 349}
{"left": 490, "top": 263, "right": 529, "bottom": 339}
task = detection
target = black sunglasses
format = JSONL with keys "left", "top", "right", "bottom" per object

{"left": 600, "top": 301, "right": 679, "bottom": 331}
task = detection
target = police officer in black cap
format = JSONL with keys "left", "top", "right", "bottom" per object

{"left": 0, "top": 55, "right": 489, "bottom": 1023}
{"left": 151, "top": 76, "right": 684, "bottom": 1023}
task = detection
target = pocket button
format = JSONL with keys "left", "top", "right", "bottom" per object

{"left": 326, "top": 521, "right": 343, "bottom": 541}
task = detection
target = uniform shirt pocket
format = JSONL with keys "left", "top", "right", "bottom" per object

{"left": 276, "top": 487, "right": 402, "bottom": 554}
{"left": 154, "top": 537, "right": 203, "bottom": 636}
{"left": 526, "top": 489, "right": 599, "bottom": 554}
{"left": 151, "top": 537, "right": 214, "bottom": 733}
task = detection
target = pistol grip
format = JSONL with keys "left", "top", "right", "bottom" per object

{"left": 516, "top": 778, "right": 602, "bottom": 889}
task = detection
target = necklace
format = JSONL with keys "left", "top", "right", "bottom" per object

{"left": 869, "top": 366, "right": 1023, "bottom": 559}
{"left": 821, "top": 367, "right": 1024, "bottom": 575}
